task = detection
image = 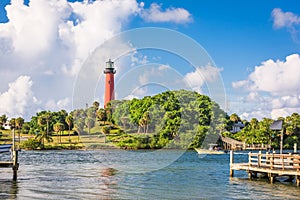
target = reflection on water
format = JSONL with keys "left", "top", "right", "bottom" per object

{"left": 229, "top": 177, "right": 300, "bottom": 200}
{"left": 99, "top": 168, "right": 119, "bottom": 199}
{"left": 0, "top": 179, "right": 18, "bottom": 199}
{"left": 0, "top": 150, "right": 300, "bottom": 199}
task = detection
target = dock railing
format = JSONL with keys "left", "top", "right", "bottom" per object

{"left": 230, "top": 151, "right": 300, "bottom": 186}
{"left": 247, "top": 152, "right": 300, "bottom": 171}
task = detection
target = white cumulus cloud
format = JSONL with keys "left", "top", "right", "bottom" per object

{"left": 233, "top": 54, "right": 300, "bottom": 95}
{"left": 232, "top": 54, "right": 300, "bottom": 120}
{"left": 140, "top": 3, "right": 192, "bottom": 24}
{"left": 0, "top": 75, "right": 36, "bottom": 118}
{"left": 184, "top": 65, "right": 222, "bottom": 92}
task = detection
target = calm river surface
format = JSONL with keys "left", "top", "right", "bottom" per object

{"left": 1, "top": 149, "right": 300, "bottom": 199}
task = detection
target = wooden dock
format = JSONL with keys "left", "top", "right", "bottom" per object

{"left": 221, "top": 135, "right": 270, "bottom": 151}
{"left": 230, "top": 151, "right": 300, "bottom": 186}
{"left": 0, "top": 129, "right": 19, "bottom": 181}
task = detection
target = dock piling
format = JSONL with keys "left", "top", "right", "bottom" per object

{"left": 230, "top": 150, "right": 234, "bottom": 177}
{"left": 0, "top": 129, "right": 19, "bottom": 181}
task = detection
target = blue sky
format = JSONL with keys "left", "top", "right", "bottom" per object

{"left": 0, "top": 0, "right": 300, "bottom": 121}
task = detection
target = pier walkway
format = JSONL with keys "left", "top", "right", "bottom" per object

{"left": 0, "top": 130, "right": 19, "bottom": 181}
{"left": 230, "top": 151, "right": 300, "bottom": 186}
{"left": 221, "top": 136, "right": 270, "bottom": 150}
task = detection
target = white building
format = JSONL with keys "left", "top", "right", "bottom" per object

{"left": 3, "top": 122, "right": 10, "bottom": 130}
{"left": 231, "top": 121, "right": 245, "bottom": 133}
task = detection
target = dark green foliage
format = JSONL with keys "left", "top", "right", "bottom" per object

{"left": 111, "top": 90, "right": 227, "bottom": 149}
{"left": 21, "top": 122, "right": 30, "bottom": 134}
{"left": 226, "top": 113, "right": 300, "bottom": 149}
{"left": 21, "top": 138, "right": 41, "bottom": 150}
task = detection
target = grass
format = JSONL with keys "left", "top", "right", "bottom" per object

{"left": 0, "top": 122, "right": 137, "bottom": 150}
{"left": 0, "top": 128, "right": 113, "bottom": 150}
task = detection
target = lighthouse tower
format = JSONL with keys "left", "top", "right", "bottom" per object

{"left": 104, "top": 59, "right": 116, "bottom": 108}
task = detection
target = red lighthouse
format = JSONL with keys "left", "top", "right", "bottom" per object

{"left": 104, "top": 59, "right": 116, "bottom": 108}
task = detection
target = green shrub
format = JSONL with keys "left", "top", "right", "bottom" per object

{"left": 20, "top": 138, "right": 41, "bottom": 150}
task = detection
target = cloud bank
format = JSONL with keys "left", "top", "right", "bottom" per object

{"left": 0, "top": 0, "right": 192, "bottom": 119}
{"left": 233, "top": 54, "right": 300, "bottom": 119}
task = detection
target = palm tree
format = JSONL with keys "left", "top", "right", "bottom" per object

{"left": 9, "top": 118, "right": 16, "bottom": 129}
{"left": 35, "top": 130, "right": 53, "bottom": 149}
{"left": 97, "top": 108, "right": 107, "bottom": 125}
{"left": 53, "top": 122, "right": 65, "bottom": 144}
{"left": 86, "top": 107, "right": 96, "bottom": 134}
{"left": 15, "top": 117, "right": 24, "bottom": 143}
{"left": 143, "top": 111, "right": 150, "bottom": 133}
{"left": 65, "top": 115, "right": 73, "bottom": 142}
{"left": 74, "top": 119, "right": 85, "bottom": 142}
{"left": 38, "top": 112, "right": 51, "bottom": 146}
{"left": 105, "top": 103, "right": 113, "bottom": 123}
{"left": 44, "top": 112, "right": 52, "bottom": 138}
{"left": 229, "top": 113, "right": 240, "bottom": 123}
{"left": 0, "top": 114, "right": 7, "bottom": 129}
{"left": 37, "top": 116, "right": 45, "bottom": 147}
{"left": 93, "top": 101, "right": 100, "bottom": 111}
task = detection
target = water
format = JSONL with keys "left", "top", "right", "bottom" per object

{"left": 1, "top": 150, "right": 300, "bottom": 199}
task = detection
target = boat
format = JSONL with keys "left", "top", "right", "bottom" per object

{"left": 195, "top": 144, "right": 226, "bottom": 154}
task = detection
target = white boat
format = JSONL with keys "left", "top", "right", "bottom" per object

{"left": 195, "top": 144, "right": 225, "bottom": 154}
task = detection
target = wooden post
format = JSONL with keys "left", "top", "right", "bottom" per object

{"left": 230, "top": 150, "right": 234, "bottom": 177}
{"left": 296, "top": 175, "right": 300, "bottom": 187}
{"left": 248, "top": 152, "right": 252, "bottom": 167}
{"left": 270, "top": 153, "right": 274, "bottom": 170}
{"left": 258, "top": 151, "right": 261, "bottom": 167}
{"left": 12, "top": 150, "right": 18, "bottom": 181}
{"left": 280, "top": 129, "right": 283, "bottom": 154}
{"left": 269, "top": 173, "right": 274, "bottom": 184}
{"left": 248, "top": 171, "right": 252, "bottom": 179}
{"left": 266, "top": 152, "right": 269, "bottom": 167}
{"left": 294, "top": 143, "right": 297, "bottom": 153}
{"left": 12, "top": 129, "right": 15, "bottom": 152}
{"left": 12, "top": 129, "right": 18, "bottom": 181}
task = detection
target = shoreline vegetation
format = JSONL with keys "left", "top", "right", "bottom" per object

{"left": 0, "top": 90, "right": 300, "bottom": 151}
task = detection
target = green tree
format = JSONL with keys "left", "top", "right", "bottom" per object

{"left": 0, "top": 114, "right": 7, "bottom": 129}
{"left": 93, "top": 101, "right": 100, "bottom": 111}
{"left": 15, "top": 117, "right": 24, "bottom": 143}
{"left": 86, "top": 107, "right": 96, "bottom": 134}
{"left": 97, "top": 108, "right": 107, "bottom": 125}
{"left": 65, "top": 114, "right": 73, "bottom": 142}
{"left": 53, "top": 122, "right": 65, "bottom": 144}
{"left": 37, "top": 113, "right": 52, "bottom": 146}
{"left": 21, "top": 122, "right": 30, "bottom": 134}
{"left": 9, "top": 118, "right": 16, "bottom": 129}
{"left": 229, "top": 113, "right": 240, "bottom": 123}
{"left": 74, "top": 118, "right": 85, "bottom": 142}
{"left": 35, "top": 130, "right": 53, "bottom": 149}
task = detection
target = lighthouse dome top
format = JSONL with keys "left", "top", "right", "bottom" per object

{"left": 106, "top": 59, "right": 114, "bottom": 68}
{"left": 104, "top": 59, "right": 116, "bottom": 74}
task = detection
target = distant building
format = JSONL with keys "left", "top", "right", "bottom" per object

{"left": 231, "top": 121, "right": 245, "bottom": 133}
{"left": 3, "top": 122, "right": 10, "bottom": 130}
